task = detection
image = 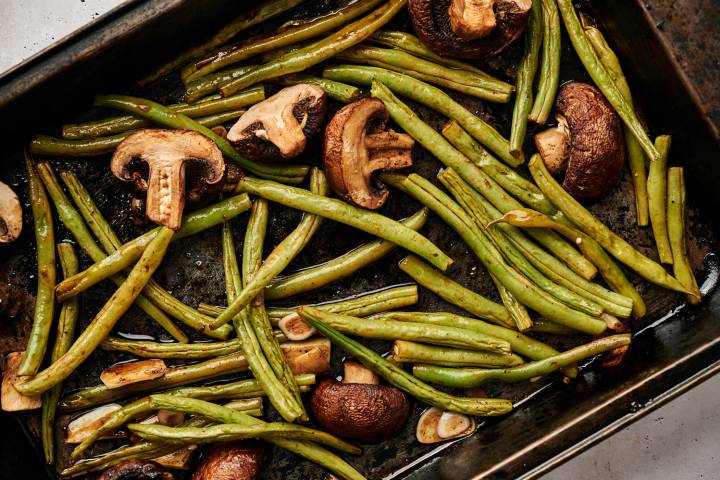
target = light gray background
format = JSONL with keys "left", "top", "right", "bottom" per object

{"left": 1, "top": 1, "right": 718, "bottom": 479}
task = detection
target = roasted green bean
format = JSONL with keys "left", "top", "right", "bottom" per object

{"left": 300, "top": 307, "right": 513, "bottom": 416}
{"left": 274, "top": 73, "right": 362, "bottom": 103}
{"left": 648, "top": 135, "right": 673, "bottom": 263}
{"left": 491, "top": 273, "right": 533, "bottom": 331}
{"left": 528, "top": 0, "right": 561, "bottom": 124}
{"left": 18, "top": 154, "right": 56, "bottom": 376}
{"left": 667, "top": 168, "right": 701, "bottom": 304}
{"left": 531, "top": 318, "right": 577, "bottom": 335}
{"left": 393, "top": 340, "right": 522, "bottom": 368}
{"left": 186, "top": 65, "right": 257, "bottom": 102}
{"left": 413, "top": 334, "right": 632, "bottom": 387}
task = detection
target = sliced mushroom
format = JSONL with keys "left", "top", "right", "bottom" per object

{"left": 278, "top": 313, "right": 316, "bottom": 341}
{"left": 100, "top": 359, "right": 167, "bottom": 389}
{"left": 111, "top": 129, "right": 225, "bottom": 230}
{"left": 408, "top": 0, "right": 532, "bottom": 59}
{"left": 227, "top": 84, "right": 326, "bottom": 162}
{"left": 0, "top": 181, "right": 22, "bottom": 244}
{"left": 281, "top": 337, "right": 331, "bottom": 374}
{"left": 323, "top": 98, "right": 415, "bottom": 209}
{"left": 1, "top": 352, "right": 41, "bottom": 412}
{"left": 192, "top": 441, "right": 266, "bottom": 480}
{"left": 416, "top": 407, "right": 477, "bottom": 444}
{"left": 311, "top": 360, "right": 411, "bottom": 442}
{"left": 98, "top": 459, "right": 174, "bottom": 480}
{"left": 153, "top": 446, "right": 197, "bottom": 470}
{"left": 66, "top": 403, "right": 124, "bottom": 443}
{"left": 534, "top": 82, "right": 625, "bottom": 202}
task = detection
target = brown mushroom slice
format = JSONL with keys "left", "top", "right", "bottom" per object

{"left": 1, "top": 352, "right": 42, "bottom": 411}
{"left": 323, "top": 98, "right": 414, "bottom": 209}
{"left": 534, "top": 82, "right": 625, "bottom": 202}
{"left": 416, "top": 407, "right": 477, "bottom": 444}
{"left": 66, "top": 403, "right": 124, "bottom": 443}
{"left": 99, "top": 459, "right": 175, "bottom": 480}
{"left": 278, "top": 313, "right": 316, "bottom": 341}
{"left": 227, "top": 84, "right": 326, "bottom": 162}
{"left": 408, "top": 0, "right": 532, "bottom": 59}
{"left": 111, "top": 129, "right": 225, "bottom": 230}
{"left": 282, "top": 337, "right": 332, "bottom": 374}
{"left": 192, "top": 441, "right": 266, "bottom": 480}
{"left": 311, "top": 360, "right": 411, "bottom": 442}
{"left": 0, "top": 181, "right": 22, "bottom": 244}
{"left": 100, "top": 359, "right": 168, "bottom": 389}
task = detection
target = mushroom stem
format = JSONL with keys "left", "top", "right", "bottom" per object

{"left": 342, "top": 360, "right": 380, "bottom": 385}
{"left": 449, "top": 0, "right": 497, "bottom": 41}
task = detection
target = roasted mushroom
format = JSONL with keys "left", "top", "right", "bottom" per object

{"left": 111, "top": 129, "right": 225, "bottom": 230}
{"left": 1, "top": 352, "right": 41, "bottom": 412}
{"left": 323, "top": 98, "right": 415, "bottom": 209}
{"left": 192, "top": 441, "right": 266, "bottom": 480}
{"left": 534, "top": 82, "right": 625, "bottom": 202}
{"left": 311, "top": 360, "right": 411, "bottom": 442}
{"left": 98, "top": 459, "right": 174, "bottom": 480}
{"left": 408, "top": 0, "right": 532, "bottom": 59}
{"left": 100, "top": 359, "right": 167, "bottom": 389}
{"left": 227, "top": 84, "right": 326, "bottom": 162}
{"left": 416, "top": 407, "right": 477, "bottom": 444}
{"left": 0, "top": 180, "right": 22, "bottom": 244}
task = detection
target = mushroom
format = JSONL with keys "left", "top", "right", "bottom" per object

{"left": 1, "top": 352, "right": 41, "bottom": 412}
{"left": 66, "top": 403, "right": 123, "bottom": 443}
{"left": 0, "top": 181, "right": 22, "bottom": 244}
{"left": 323, "top": 98, "right": 415, "bottom": 209}
{"left": 278, "top": 313, "right": 316, "bottom": 341}
{"left": 99, "top": 460, "right": 174, "bottom": 480}
{"left": 310, "top": 360, "right": 411, "bottom": 442}
{"left": 227, "top": 84, "right": 326, "bottom": 162}
{"left": 534, "top": 82, "right": 625, "bottom": 202}
{"left": 281, "top": 337, "right": 332, "bottom": 375}
{"left": 111, "top": 129, "right": 225, "bottom": 230}
{"left": 100, "top": 359, "right": 167, "bottom": 389}
{"left": 416, "top": 407, "right": 477, "bottom": 444}
{"left": 192, "top": 441, "right": 266, "bottom": 480}
{"left": 408, "top": 0, "right": 532, "bottom": 59}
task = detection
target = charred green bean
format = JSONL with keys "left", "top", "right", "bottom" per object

{"left": 528, "top": 0, "right": 561, "bottom": 124}
{"left": 667, "top": 168, "right": 701, "bottom": 304}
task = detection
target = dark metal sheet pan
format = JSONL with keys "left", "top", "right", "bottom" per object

{"left": 0, "top": 1, "right": 718, "bottom": 479}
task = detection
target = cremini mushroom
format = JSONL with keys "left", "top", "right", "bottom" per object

{"left": 534, "top": 82, "right": 625, "bottom": 202}
{"left": 408, "top": 0, "right": 532, "bottom": 59}
{"left": 111, "top": 129, "right": 225, "bottom": 230}
{"left": 98, "top": 459, "right": 174, "bottom": 480}
{"left": 311, "top": 360, "right": 411, "bottom": 442}
{"left": 227, "top": 84, "right": 326, "bottom": 162}
{"left": 0, "top": 180, "right": 22, "bottom": 244}
{"left": 1, "top": 352, "right": 41, "bottom": 412}
{"left": 281, "top": 337, "right": 331, "bottom": 374}
{"left": 66, "top": 403, "right": 124, "bottom": 444}
{"left": 192, "top": 441, "right": 266, "bottom": 480}
{"left": 323, "top": 98, "right": 415, "bottom": 209}
{"left": 100, "top": 359, "right": 167, "bottom": 389}
{"left": 416, "top": 407, "right": 477, "bottom": 444}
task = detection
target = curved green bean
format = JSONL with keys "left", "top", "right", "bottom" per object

{"left": 41, "top": 243, "right": 79, "bottom": 463}
{"left": 667, "top": 168, "right": 701, "bottom": 304}
{"left": 413, "top": 334, "right": 632, "bottom": 387}
{"left": 648, "top": 135, "right": 673, "bottom": 263}
{"left": 393, "top": 340, "right": 522, "bottom": 368}
{"left": 18, "top": 154, "right": 56, "bottom": 376}
{"left": 491, "top": 273, "right": 533, "bottom": 331}
{"left": 528, "top": 0, "right": 561, "bottom": 124}
{"left": 273, "top": 73, "right": 362, "bottom": 103}
{"left": 529, "top": 154, "right": 688, "bottom": 293}
{"left": 300, "top": 307, "right": 513, "bottom": 416}
{"left": 94, "top": 94, "right": 309, "bottom": 183}
{"left": 266, "top": 208, "right": 428, "bottom": 300}
{"left": 219, "top": 0, "right": 406, "bottom": 96}
{"left": 509, "top": 0, "right": 542, "bottom": 157}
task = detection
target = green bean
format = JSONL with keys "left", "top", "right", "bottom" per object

{"left": 62, "top": 88, "right": 263, "bottom": 139}
{"left": 56, "top": 194, "right": 252, "bottom": 302}
{"left": 266, "top": 208, "right": 428, "bottom": 300}
{"left": 140, "top": 0, "right": 306, "bottom": 84}
{"left": 556, "top": 0, "right": 658, "bottom": 161}
{"left": 382, "top": 173, "right": 607, "bottom": 335}
{"left": 492, "top": 209, "right": 645, "bottom": 318}
{"left": 36, "top": 164, "right": 188, "bottom": 342}
{"left": 393, "top": 340, "right": 522, "bottom": 368}
{"left": 102, "top": 337, "right": 237, "bottom": 358}
{"left": 370, "top": 80, "right": 597, "bottom": 279}
{"left": 491, "top": 273, "right": 533, "bottom": 331}
{"left": 413, "top": 334, "right": 632, "bottom": 387}
{"left": 149, "top": 395, "right": 366, "bottom": 480}
{"left": 184, "top": 0, "right": 384, "bottom": 82}
{"left": 41, "top": 243, "right": 79, "bottom": 463}
{"left": 647, "top": 135, "right": 673, "bottom": 263}
{"left": 440, "top": 169, "right": 605, "bottom": 317}
{"left": 324, "top": 65, "right": 516, "bottom": 167}
{"left": 667, "top": 168, "right": 701, "bottom": 304}
{"left": 509, "top": 0, "right": 542, "bottom": 157}
{"left": 17, "top": 227, "right": 173, "bottom": 396}
{"left": 528, "top": 0, "right": 561, "bottom": 124}
{"left": 17, "top": 154, "right": 56, "bottom": 376}
{"left": 529, "top": 154, "right": 688, "bottom": 293}
{"left": 531, "top": 317, "right": 577, "bottom": 335}
{"left": 582, "top": 21, "right": 649, "bottom": 227}
{"left": 129, "top": 421, "right": 361, "bottom": 455}
{"left": 398, "top": 255, "right": 512, "bottom": 327}
{"left": 30, "top": 108, "right": 246, "bottom": 157}
{"left": 336, "top": 45, "right": 512, "bottom": 103}
{"left": 219, "top": 0, "right": 406, "bottom": 97}
{"left": 273, "top": 73, "right": 362, "bottom": 103}
{"left": 94, "top": 94, "right": 309, "bottom": 184}
{"left": 300, "top": 307, "right": 513, "bottom": 416}
{"left": 222, "top": 222, "right": 241, "bottom": 304}
{"left": 186, "top": 65, "right": 257, "bottom": 102}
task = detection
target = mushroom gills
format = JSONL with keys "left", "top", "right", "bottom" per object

{"left": 416, "top": 407, "right": 477, "bottom": 444}
{"left": 0, "top": 181, "right": 22, "bottom": 244}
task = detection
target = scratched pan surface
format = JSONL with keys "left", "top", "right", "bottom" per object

{"left": 0, "top": 1, "right": 719, "bottom": 479}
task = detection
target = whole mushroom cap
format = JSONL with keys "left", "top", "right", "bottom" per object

{"left": 192, "top": 441, "right": 266, "bottom": 480}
